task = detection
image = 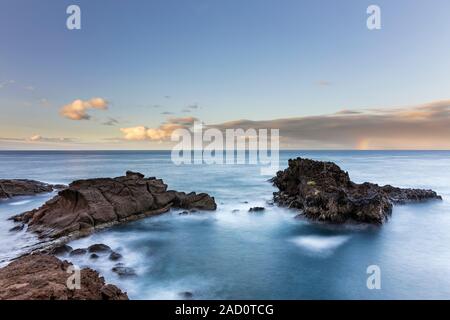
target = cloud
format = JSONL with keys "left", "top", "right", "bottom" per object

{"left": 117, "top": 99, "right": 450, "bottom": 149}
{"left": 28, "top": 135, "right": 74, "bottom": 143}
{"left": 0, "top": 135, "right": 74, "bottom": 143}
{"left": 60, "top": 97, "right": 108, "bottom": 120}
{"left": 120, "top": 117, "right": 198, "bottom": 141}
{"left": 212, "top": 99, "right": 450, "bottom": 149}
{"left": 102, "top": 117, "right": 119, "bottom": 126}
{"left": 161, "top": 111, "right": 174, "bottom": 115}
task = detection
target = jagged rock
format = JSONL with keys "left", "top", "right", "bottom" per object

{"left": 272, "top": 157, "right": 442, "bottom": 224}
{"left": 12, "top": 171, "right": 216, "bottom": 239}
{"left": 0, "top": 254, "right": 128, "bottom": 300}
{"left": 249, "top": 207, "right": 265, "bottom": 212}
{"left": 0, "top": 179, "right": 57, "bottom": 199}
{"left": 88, "top": 244, "right": 111, "bottom": 253}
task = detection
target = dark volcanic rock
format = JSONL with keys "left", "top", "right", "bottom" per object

{"left": 69, "top": 248, "right": 87, "bottom": 256}
{"left": 12, "top": 171, "right": 216, "bottom": 239}
{"left": 111, "top": 266, "right": 136, "bottom": 277}
{"left": 109, "top": 252, "right": 122, "bottom": 261}
{"left": 88, "top": 244, "right": 111, "bottom": 253}
{"left": 9, "top": 224, "right": 25, "bottom": 232}
{"left": 49, "top": 244, "right": 73, "bottom": 256}
{"left": 272, "top": 157, "right": 442, "bottom": 224}
{"left": 179, "top": 291, "right": 194, "bottom": 299}
{"left": 0, "top": 254, "right": 128, "bottom": 300}
{"left": 0, "top": 179, "right": 56, "bottom": 199}
{"left": 249, "top": 207, "right": 265, "bottom": 212}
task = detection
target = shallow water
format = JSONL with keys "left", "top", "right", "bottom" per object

{"left": 1, "top": 150, "right": 450, "bottom": 299}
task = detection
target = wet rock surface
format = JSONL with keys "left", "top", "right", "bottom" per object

{"left": 12, "top": 171, "right": 217, "bottom": 239}
{"left": 111, "top": 266, "right": 136, "bottom": 277}
{"left": 0, "top": 254, "right": 128, "bottom": 300}
{"left": 249, "top": 207, "right": 265, "bottom": 212}
{"left": 272, "top": 157, "right": 442, "bottom": 224}
{"left": 0, "top": 179, "right": 62, "bottom": 199}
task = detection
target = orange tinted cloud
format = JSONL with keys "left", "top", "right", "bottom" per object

{"left": 60, "top": 97, "right": 108, "bottom": 120}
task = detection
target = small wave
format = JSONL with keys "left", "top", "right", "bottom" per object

{"left": 290, "top": 235, "right": 350, "bottom": 255}
{"left": 8, "top": 200, "right": 32, "bottom": 206}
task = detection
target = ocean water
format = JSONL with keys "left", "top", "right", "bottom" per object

{"left": 0, "top": 150, "right": 449, "bottom": 299}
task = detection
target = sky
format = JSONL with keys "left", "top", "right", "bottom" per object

{"left": 1, "top": 0, "right": 450, "bottom": 150}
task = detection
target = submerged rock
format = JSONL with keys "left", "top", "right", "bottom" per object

{"left": 111, "top": 266, "right": 136, "bottom": 277}
{"left": 12, "top": 171, "right": 216, "bottom": 239}
{"left": 0, "top": 179, "right": 59, "bottom": 199}
{"left": 88, "top": 244, "right": 111, "bottom": 253}
{"left": 69, "top": 248, "right": 87, "bottom": 256}
{"left": 9, "top": 224, "right": 25, "bottom": 232}
{"left": 109, "top": 252, "right": 122, "bottom": 261}
{"left": 272, "top": 157, "right": 442, "bottom": 224}
{"left": 49, "top": 244, "right": 73, "bottom": 256}
{"left": 179, "top": 291, "right": 194, "bottom": 299}
{"left": 0, "top": 254, "right": 128, "bottom": 300}
{"left": 249, "top": 207, "right": 265, "bottom": 212}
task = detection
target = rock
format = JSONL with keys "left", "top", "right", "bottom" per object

{"left": 0, "top": 254, "right": 128, "bottom": 300}
{"left": 49, "top": 244, "right": 73, "bottom": 256}
{"left": 179, "top": 291, "right": 194, "bottom": 299}
{"left": 179, "top": 211, "right": 189, "bottom": 215}
{"left": 9, "top": 224, "right": 25, "bottom": 232}
{"left": 90, "top": 253, "right": 99, "bottom": 260}
{"left": 88, "top": 244, "right": 111, "bottom": 253}
{"left": 109, "top": 252, "right": 122, "bottom": 261}
{"left": 249, "top": 207, "right": 265, "bottom": 212}
{"left": 232, "top": 209, "right": 240, "bottom": 213}
{"left": 272, "top": 157, "right": 442, "bottom": 224}
{"left": 111, "top": 266, "right": 136, "bottom": 277}
{"left": 0, "top": 179, "right": 56, "bottom": 199}
{"left": 13, "top": 171, "right": 217, "bottom": 239}
{"left": 69, "top": 248, "right": 87, "bottom": 256}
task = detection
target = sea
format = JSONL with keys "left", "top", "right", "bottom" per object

{"left": 0, "top": 150, "right": 449, "bottom": 299}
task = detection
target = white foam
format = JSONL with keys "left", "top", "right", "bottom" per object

{"left": 290, "top": 235, "right": 350, "bottom": 255}
{"left": 8, "top": 200, "right": 32, "bottom": 206}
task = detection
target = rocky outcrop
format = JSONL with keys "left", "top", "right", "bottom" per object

{"left": 0, "top": 254, "right": 128, "bottom": 300}
{"left": 272, "top": 158, "right": 442, "bottom": 224}
{"left": 0, "top": 179, "right": 64, "bottom": 199}
{"left": 12, "top": 171, "right": 217, "bottom": 239}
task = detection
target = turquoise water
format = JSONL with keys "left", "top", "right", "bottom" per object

{"left": 0, "top": 151, "right": 449, "bottom": 299}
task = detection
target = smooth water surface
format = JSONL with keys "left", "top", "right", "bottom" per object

{"left": 0, "top": 151, "right": 449, "bottom": 299}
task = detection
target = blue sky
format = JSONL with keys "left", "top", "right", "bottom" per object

{"left": 1, "top": 0, "right": 450, "bottom": 149}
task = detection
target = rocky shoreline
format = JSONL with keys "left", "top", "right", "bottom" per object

{"left": 272, "top": 158, "right": 442, "bottom": 224}
{"left": 0, "top": 171, "right": 217, "bottom": 300}
{"left": 0, "top": 254, "right": 128, "bottom": 300}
